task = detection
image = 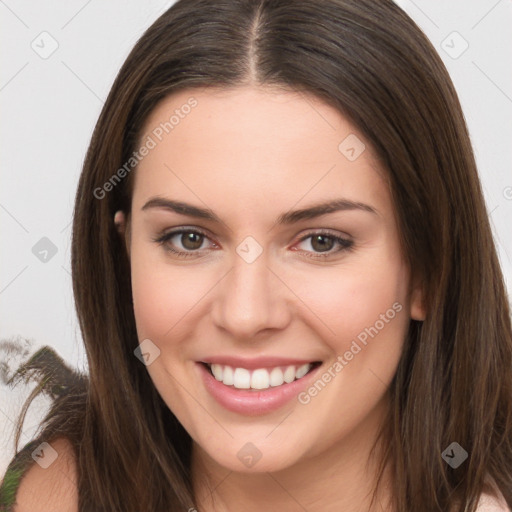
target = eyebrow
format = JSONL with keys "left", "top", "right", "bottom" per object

{"left": 141, "top": 196, "right": 378, "bottom": 224}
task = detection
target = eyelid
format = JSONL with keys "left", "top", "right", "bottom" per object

{"left": 153, "top": 226, "right": 353, "bottom": 258}
{"left": 153, "top": 226, "right": 217, "bottom": 250}
{"left": 295, "top": 227, "right": 352, "bottom": 243}
{"left": 291, "top": 229, "right": 354, "bottom": 258}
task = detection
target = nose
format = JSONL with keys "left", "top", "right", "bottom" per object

{"left": 211, "top": 249, "right": 292, "bottom": 341}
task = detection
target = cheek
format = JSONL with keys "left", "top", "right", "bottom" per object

{"left": 130, "top": 246, "right": 211, "bottom": 341}
{"left": 286, "top": 253, "right": 411, "bottom": 366}
{"left": 288, "top": 259, "right": 410, "bottom": 446}
{"left": 129, "top": 247, "right": 206, "bottom": 423}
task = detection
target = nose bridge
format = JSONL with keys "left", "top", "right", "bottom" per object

{"left": 212, "top": 244, "right": 289, "bottom": 338}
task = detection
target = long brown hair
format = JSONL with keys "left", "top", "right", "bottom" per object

{"left": 5, "top": 0, "right": 512, "bottom": 510}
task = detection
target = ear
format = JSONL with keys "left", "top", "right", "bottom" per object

{"left": 114, "top": 210, "right": 131, "bottom": 257}
{"left": 409, "top": 276, "right": 426, "bottom": 321}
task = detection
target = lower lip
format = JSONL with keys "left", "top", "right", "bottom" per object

{"left": 197, "top": 362, "right": 322, "bottom": 415}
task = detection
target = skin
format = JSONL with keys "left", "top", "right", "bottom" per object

{"left": 115, "top": 85, "right": 425, "bottom": 512}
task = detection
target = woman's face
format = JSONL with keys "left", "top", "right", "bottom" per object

{"left": 115, "top": 85, "right": 424, "bottom": 474}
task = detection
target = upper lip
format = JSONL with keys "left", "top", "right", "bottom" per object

{"left": 199, "top": 356, "right": 321, "bottom": 370}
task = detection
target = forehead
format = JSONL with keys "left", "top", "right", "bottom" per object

{"left": 131, "top": 86, "right": 390, "bottom": 221}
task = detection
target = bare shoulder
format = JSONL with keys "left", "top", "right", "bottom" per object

{"left": 13, "top": 437, "right": 78, "bottom": 512}
{"left": 476, "top": 481, "right": 511, "bottom": 512}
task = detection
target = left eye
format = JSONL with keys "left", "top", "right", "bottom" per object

{"left": 153, "top": 229, "right": 353, "bottom": 259}
{"left": 294, "top": 232, "right": 353, "bottom": 257}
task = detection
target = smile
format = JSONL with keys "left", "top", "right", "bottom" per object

{"left": 197, "top": 359, "right": 323, "bottom": 415}
{"left": 205, "top": 362, "right": 320, "bottom": 390}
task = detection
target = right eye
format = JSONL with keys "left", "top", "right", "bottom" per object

{"left": 152, "top": 227, "right": 217, "bottom": 258}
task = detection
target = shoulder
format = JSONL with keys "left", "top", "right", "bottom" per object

{"left": 476, "top": 486, "right": 511, "bottom": 512}
{"left": 12, "top": 437, "right": 78, "bottom": 512}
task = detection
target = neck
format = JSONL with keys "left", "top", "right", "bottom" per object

{"left": 191, "top": 396, "right": 394, "bottom": 512}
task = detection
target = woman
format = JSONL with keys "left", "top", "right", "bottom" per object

{"left": 1, "top": 0, "right": 511, "bottom": 510}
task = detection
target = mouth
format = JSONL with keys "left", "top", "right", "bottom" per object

{"left": 200, "top": 361, "right": 322, "bottom": 391}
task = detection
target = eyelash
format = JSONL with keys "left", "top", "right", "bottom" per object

{"left": 152, "top": 227, "right": 354, "bottom": 260}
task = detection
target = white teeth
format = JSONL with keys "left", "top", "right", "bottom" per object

{"left": 211, "top": 363, "right": 223, "bottom": 381}
{"left": 283, "top": 365, "right": 296, "bottom": 383}
{"left": 207, "top": 362, "right": 314, "bottom": 390}
{"left": 223, "top": 365, "right": 234, "bottom": 386}
{"left": 251, "top": 369, "right": 270, "bottom": 389}
{"left": 295, "top": 363, "right": 310, "bottom": 379}
{"left": 269, "top": 367, "right": 284, "bottom": 387}
{"left": 233, "top": 368, "right": 251, "bottom": 389}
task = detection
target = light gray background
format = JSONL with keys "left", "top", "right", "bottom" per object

{"left": 1, "top": 0, "right": 511, "bottom": 476}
